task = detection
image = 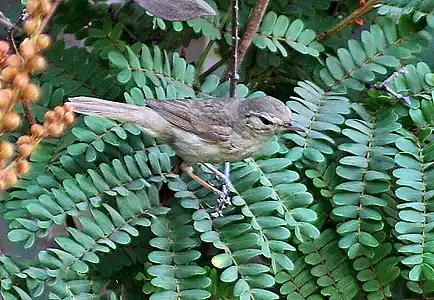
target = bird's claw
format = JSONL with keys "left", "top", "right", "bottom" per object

{"left": 203, "top": 163, "right": 233, "bottom": 218}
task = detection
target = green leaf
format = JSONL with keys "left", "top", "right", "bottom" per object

{"left": 220, "top": 266, "right": 238, "bottom": 283}
{"left": 212, "top": 253, "right": 233, "bottom": 269}
{"left": 108, "top": 51, "right": 130, "bottom": 69}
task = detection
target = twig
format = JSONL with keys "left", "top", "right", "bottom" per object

{"left": 229, "top": 0, "right": 239, "bottom": 97}
{"left": 196, "top": 6, "right": 230, "bottom": 77}
{"left": 196, "top": 40, "right": 216, "bottom": 73}
{"left": 210, "top": 0, "right": 240, "bottom": 218}
{"left": 199, "top": 59, "right": 226, "bottom": 79}
{"left": 318, "top": 0, "right": 381, "bottom": 42}
{"left": 8, "top": 31, "right": 19, "bottom": 55}
{"left": 0, "top": 10, "right": 15, "bottom": 29}
{"left": 22, "top": 100, "right": 36, "bottom": 127}
{"left": 108, "top": 5, "right": 140, "bottom": 42}
{"left": 370, "top": 67, "right": 411, "bottom": 105}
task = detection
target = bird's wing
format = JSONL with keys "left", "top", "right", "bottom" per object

{"left": 147, "top": 98, "right": 233, "bottom": 142}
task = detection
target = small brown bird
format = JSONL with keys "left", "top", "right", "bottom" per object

{"left": 67, "top": 96, "right": 305, "bottom": 192}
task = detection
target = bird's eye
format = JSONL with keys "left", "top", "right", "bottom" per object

{"left": 259, "top": 116, "right": 273, "bottom": 125}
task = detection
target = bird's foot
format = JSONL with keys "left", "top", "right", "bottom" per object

{"left": 181, "top": 162, "right": 233, "bottom": 217}
{"left": 203, "top": 163, "right": 233, "bottom": 218}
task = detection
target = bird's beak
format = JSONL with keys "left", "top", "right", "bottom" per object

{"left": 285, "top": 121, "right": 307, "bottom": 132}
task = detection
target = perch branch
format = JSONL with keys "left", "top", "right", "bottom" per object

{"left": 222, "top": 0, "right": 270, "bottom": 80}
{"left": 212, "top": 0, "right": 241, "bottom": 217}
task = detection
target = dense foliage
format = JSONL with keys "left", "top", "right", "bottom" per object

{"left": 1, "top": 0, "right": 434, "bottom": 299}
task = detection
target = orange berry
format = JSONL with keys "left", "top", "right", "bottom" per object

{"left": 64, "top": 103, "right": 73, "bottom": 112}
{"left": 0, "top": 41, "right": 9, "bottom": 53}
{"left": 30, "top": 124, "right": 46, "bottom": 138}
{"left": 20, "top": 39, "right": 37, "bottom": 59}
{"left": 0, "top": 89, "right": 12, "bottom": 108}
{"left": 6, "top": 55, "right": 22, "bottom": 68}
{"left": 24, "top": 19, "right": 39, "bottom": 35}
{"left": 47, "top": 123, "right": 64, "bottom": 136}
{"left": 26, "top": 0, "right": 40, "bottom": 14}
{"left": 29, "top": 55, "right": 46, "bottom": 73}
{"left": 44, "top": 111, "right": 55, "bottom": 122}
{"left": 1, "top": 67, "right": 18, "bottom": 82}
{"left": 39, "top": 1, "right": 52, "bottom": 15}
{"left": 36, "top": 34, "right": 51, "bottom": 50}
{"left": 54, "top": 106, "right": 65, "bottom": 118}
{"left": 18, "top": 143, "right": 33, "bottom": 158}
{"left": 16, "top": 160, "right": 29, "bottom": 174}
{"left": 4, "top": 172, "right": 18, "bottom": 187}
{"left": 63, "top": 112, "right": 75, "bottom": 124}
{"left": 13, "top": 73, "right": 30, "bottom": 89}
{"left": 17, "top": 135, "right": 32, "bottom": 145}
{"left": 22, "top": 83, "right": 40, "bottom": 102}
{"left": 0, "top": 180, "right": 5, "bottom": 191}
{"left": 0, "top": 141, "right": 14, "bottom": 159}
{"left": 3, "top": 111, "right": 21, "bottom": 131}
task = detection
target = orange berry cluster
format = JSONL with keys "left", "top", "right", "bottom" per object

{"left": 0, "top": 104, "right": 74, "bottom": 190}
{"left": 0, "top": 0, "right": 75, "bottom": 190}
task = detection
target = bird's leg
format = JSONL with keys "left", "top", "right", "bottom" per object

{"left": 203, "top": 163, "right": 228, "bottom": 182}
{"left": 180, "top": 162, "right": 220, "bottom": 194}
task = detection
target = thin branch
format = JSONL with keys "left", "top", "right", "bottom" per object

{"left": 199, "top": 58, "right": 226, "bottom": 79}
{"left": 196, "top": 40, "right": 216, "bottom": 73}
{"left": 229, "top": 0, "right": 239, "bottom": 97}
{"left": 8, "top": 29, "right": 19, "bottom": 55}
{"left": 225, "top": 0, "right": 240, "bottom": 196}
{"left": 318, "top": 0, "right": 381, "bottom": 42}
{"left": 210, "top": 0, "right": 240, "bottom": 218}
{"left": 196, "top": 6, "right": 230, "bottom": 78}
{"left": 0, "top": 10, "right": 15, "bottom": 29}
{"left": 22, "top": 100, "right": 36, "bottom": 127}
{"left": 317, "top": 0, "right": 381, "bottom": 42}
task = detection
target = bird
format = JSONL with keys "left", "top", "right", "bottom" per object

{"left": 67, "top": 96, "right": 306, "bottom": 193}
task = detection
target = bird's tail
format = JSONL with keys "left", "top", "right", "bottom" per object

{"left": 67, "top": 96, "right": 144, "bottom": 124}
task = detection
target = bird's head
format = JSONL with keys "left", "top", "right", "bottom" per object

{"left": 240, "top": 96, "right": 306, "bottom": 135}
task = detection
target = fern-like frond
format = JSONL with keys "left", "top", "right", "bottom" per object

{"left": 389, "top": 62, "right": 434, "bottom": 102}
{"left": 319, "top": 16, "right": 430, "bottom": 92}
{"left": 299, "top": 229, "right": 359, "bottom": 299}
{"left": 6, "top": 150, "right": 171, "bottom": 246}
{"left": 304, "top": 160, "right": 341, "bottom": 200}
{"left": 252, "top": 12, "right": 324, "bottom": 57}
{"left": 42, "top": 40, "right": 122, "bottom": 98}
{"left": 377, "top": 0, "right": 434, "bottom": 28}
{"left": 108, "top": 45, "right": 196, "bottom": 98}
{"left": 284, "top": 80, "right": 350, "bottom": 163}
{"left": 147, "top": 205, "right": 211, "bottom": 299}
{"left": 275, "top": 252, "right": 322, "bottom": 299}
{"left": 332, "top": 104, "right": 401, "bottom": 259}
{"left": 393, "top": 134, "right": 434, "bottom": 289}
{"left": 353, "top": 239, "right": 400, "bottom": 299}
